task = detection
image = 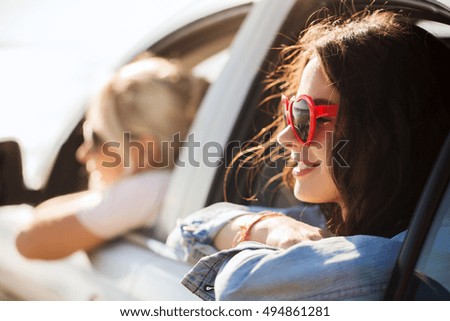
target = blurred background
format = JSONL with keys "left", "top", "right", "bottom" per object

{"left": 0, "top": 0, "right": 216, "bottom": 190}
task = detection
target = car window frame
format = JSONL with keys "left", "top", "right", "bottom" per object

{"left": 385, "top": 134, "right": 450, "bottom": 300}
{"left": 155, "top": 0, "right": 298, "bottom": 239}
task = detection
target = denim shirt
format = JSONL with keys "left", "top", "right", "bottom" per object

{"left": 166, "top": 202, "right": 406, "bottom": 301}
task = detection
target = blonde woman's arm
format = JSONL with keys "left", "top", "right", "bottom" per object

{"left": 16, "top": 191, "right": 105, "bottom": 260}
{"left": 16, "top": 171, "right": 169, "bottom": 260}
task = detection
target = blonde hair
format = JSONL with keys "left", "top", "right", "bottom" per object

{"left": 88, "top": 57, "right": 208, "bottom": 167}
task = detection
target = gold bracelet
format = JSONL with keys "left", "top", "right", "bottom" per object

{"left": 233, "top": 212, "right": 284, "bottom": 247}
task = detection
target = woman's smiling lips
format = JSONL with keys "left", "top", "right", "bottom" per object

{"left": 292, "top": 166, "right": 317, "bottom": 177}
{"left": 291, "top": 153, "right": 321, "bottom": 177}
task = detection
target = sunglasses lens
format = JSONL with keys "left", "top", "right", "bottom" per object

{"left": 292, "top": 99, "right": 310, "bottom": 143}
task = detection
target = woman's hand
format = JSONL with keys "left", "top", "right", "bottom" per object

{"left": 247, "top": 214, "right": 327, "bottom": 249}
{"left": 214, "top": 212, "right": 330, "bottom": 250}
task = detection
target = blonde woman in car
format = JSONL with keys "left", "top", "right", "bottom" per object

{"left": 16, "top": 56, "right": 208, "bottom": 260}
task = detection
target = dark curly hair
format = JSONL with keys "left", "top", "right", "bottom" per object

{"left": 234, "top": 10, "right": 450, "bottom": 238}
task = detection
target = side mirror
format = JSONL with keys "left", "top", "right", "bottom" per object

{"left": 0, "top": 141, "right": 39, "bottom": 205}
{"left": 0, "top": 121, "right": 88, "bottom": 207}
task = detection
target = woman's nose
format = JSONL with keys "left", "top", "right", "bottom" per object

{"left": 277, "top": 125, "right": 301, "bottom": 152}
{"left": 76, "top": 142, "right": 90, "bottom": 164}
